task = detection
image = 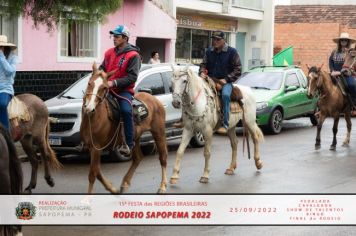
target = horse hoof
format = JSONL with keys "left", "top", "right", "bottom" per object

{"left": 329, "top": 146, "right": 336, "bottom": 151}
{"left": 255, "top": 160, "right": 263, "bottom": 170}
{"left": 342, "top": 143, "right": 349, "bottom": 147}
{"left": 224, "top": 169, "right": 234, "bottom": 175}
{"left": 46, "top": 178, "right": 55, "bottom": 187}
{"left": 315, "top": 145, "right": 321, "bottom": 150}
{"left": 23, "top": 188, "right": 32, "bottom": 194}
{"left": 199, "top": 177, "right": 209, "bottom": 183}
{"left": 111, "top": 187, "right": 119, "bottom": 194}
{"left": 170, "top": 178, "right": 179, "bottom": 185}
{"left": 120, "top": 186, "right": 129, "bottom": 194}
{"left": 157, "top": 188, "right": 166, "bottom": 194}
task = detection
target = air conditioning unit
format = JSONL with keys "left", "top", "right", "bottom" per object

{"left": 248, "top": 59, "right": 265, "bottom": 69}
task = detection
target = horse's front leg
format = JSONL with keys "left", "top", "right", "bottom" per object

{"left": 315, "top": 114, "right": 326, "bottom": 150}
{"left": 120, "top": 139, "right": 144, "bottom": 193}
{"left": 330, "top": 116, "right": 340, "bottom": 150}
{"left": 342, "top": 112, "right": 352, "bottom": 147}
{"left": 170, "top": 128, "right": 194, "bottom": 185}
{"left": 200, "top": 127, "right": 213, "bottom": 183}
{"left": 225, "top": 127, "right": 238, "bottom": 175}
{"left": 88, "top": 148, "right": 118, "bottom": 194}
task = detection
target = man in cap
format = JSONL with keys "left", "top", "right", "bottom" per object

{"left": 200, "top": 31, "right": 242, "bottom": 134}
{"left": 99, "top": 25, "right": 141, "bottom": 156}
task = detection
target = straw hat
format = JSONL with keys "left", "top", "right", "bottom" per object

{"left": 0, "top": 35, "right": 17, "bottom": 49}
{"left": 333, "top": 32, "right": 356, "bottom": 43}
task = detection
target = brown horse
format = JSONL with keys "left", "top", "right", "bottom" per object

{"left": 10, "top": 94, "right": 61, "bottom": 193}
{"left": 307, "top": 65, "right": 351, "bottom": 150}
{"left": 342, "top": 48, "right": 356, "bottom": 77}
{"left": 80, "top": 63, "right": 168, "bottom": 194}
{"left": 0, "top": 124, "right": 23, "bottom": 236}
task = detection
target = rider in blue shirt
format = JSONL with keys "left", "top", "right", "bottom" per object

{"left": 0, "top": 35, "right": 18, "bottom": 131}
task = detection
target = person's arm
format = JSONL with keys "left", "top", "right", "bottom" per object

{"left": 329, "top": 50, "right": 335, "bottom": 72}
{"left": 113, "top": 54, "right": 141, "bottom": 88}
{"left": 0, "top": 52, "right": 17, "bottom": 76}
{"left": 225, "top": 52, "right": 242, "bottom": 83}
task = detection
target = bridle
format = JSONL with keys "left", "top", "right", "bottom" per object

{"left": 84, "top": 79, "right": 121, "bottom": 151}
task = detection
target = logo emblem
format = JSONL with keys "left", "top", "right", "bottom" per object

{"left": 16, "top": 202, "right": 36, "bottom": 220}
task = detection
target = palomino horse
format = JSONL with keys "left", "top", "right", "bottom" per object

{"left": 11, "top": 94, "right": 61, "bottom": 193}
{"left": 170, "top": 66, "right": 263, "bottom": 184}
{"left": 0, "top": 124, "right": 23, "bottom": 236}
{"left": 307, "top": 65, "right": 351, "bottom": 150}
{"left": 80, "top": 63, "right": 167, "bottom": 194}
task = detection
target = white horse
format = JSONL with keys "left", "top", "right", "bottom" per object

{"left": 170, "top": 65, "right": 264, "bottom": 184}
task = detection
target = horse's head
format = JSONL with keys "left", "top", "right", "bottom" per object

{"left": 83, "top": 63, "right": 115, "bottom": 114}
{"left": 307, "top": 64, "right": 323, "bottom": 99}
{"left": 341, "top": 48, "right": 356, "bottom": 77}
{"left": 171, "top": 64, "right": 190, "bottom": 109}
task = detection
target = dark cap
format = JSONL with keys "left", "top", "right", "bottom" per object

{"left": 211, "top": 31, "right": 225, "bottom": 39}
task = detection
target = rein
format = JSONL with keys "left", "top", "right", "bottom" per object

{"left": 85, "top": 89, "right": 121, "bottom": 151}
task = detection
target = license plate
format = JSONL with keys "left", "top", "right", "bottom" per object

{"left": 49, "top": 137, "right": 62, "bottom": 146}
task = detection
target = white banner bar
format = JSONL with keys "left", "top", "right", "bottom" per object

{"left": 0, "top": 195, "right": 352, "bottom": 225}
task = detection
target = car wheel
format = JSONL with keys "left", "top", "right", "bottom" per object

{"left": 268, "top": 109, "right": 283, "bottom": 134}
{"left": 310, "top": 114, "right": 318, "bottom": 126}
{"left": 189, "top": 132, "right": 205, "bottom": 147}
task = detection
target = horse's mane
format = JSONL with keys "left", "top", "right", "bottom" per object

{"left": 0, "top": 125, "right": 23, "bottom": 194}
{"left": 309, "top": 66, "right": 337, "bottom": 85}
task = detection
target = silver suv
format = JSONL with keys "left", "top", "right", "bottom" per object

{"left": 45, "top": 64, "right": 205, "bottom": 160}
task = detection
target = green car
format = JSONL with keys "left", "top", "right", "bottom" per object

{"left": 236, "top": 66, "right": 318, "bottom": 134}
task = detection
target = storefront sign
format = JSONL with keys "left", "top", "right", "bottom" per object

{"left": 177, "top": 14, "right": 238, "bottom": 32}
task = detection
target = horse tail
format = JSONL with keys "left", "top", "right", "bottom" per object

{"left": 0, "top": 125, "right": 23, "bottom": 194}
{"left": 45, "top": 120, "right": 62, "bottom": 170}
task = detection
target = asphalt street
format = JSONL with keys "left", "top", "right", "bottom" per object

{"left": 16, "top": 117, "right": 356, "bottom": 235}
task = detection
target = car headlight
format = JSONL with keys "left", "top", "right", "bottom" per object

{"left": 256, "top": 102, "right": 268, "bottom": 111}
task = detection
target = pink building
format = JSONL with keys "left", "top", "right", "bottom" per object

{"left": 1, "top": 0, "right": 176, "bottom": 100}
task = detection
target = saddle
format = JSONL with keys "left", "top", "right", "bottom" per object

{"left": 106, "top": 92, "right": 149, "bottom": 124}
{"left": 204, "top": 77, "right": 243, "bottom": 114}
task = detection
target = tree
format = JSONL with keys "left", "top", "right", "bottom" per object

{"left": 0, "top": 0, "right": 123, "bottom": 31}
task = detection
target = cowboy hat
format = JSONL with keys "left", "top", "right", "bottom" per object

{"left": 0, "top": 35, "right": 17, "bottom": 49}
{"left": 333, "top": 32, "right": 356, "bottom": 43}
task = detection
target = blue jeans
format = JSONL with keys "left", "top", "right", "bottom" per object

{"left": 345, "top": 76, "right": 356, "bottom": 103}
{"left": 0, "top": 93, "right": 12, "bottom": 130}
{"left": 116, "top": 92, "right": 134, "bottom": 149}
{"left": 221, "top": 83, "right": 233, "bottom": 128}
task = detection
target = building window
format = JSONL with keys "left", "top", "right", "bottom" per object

{"left": 0, "top": 14, "right": 18, "bottom": 52}
{"left": 176, "top": 27, "right": 229, "bottom": 65}
{"left": 60, "top": 20, "right": 98, "bottom": 58}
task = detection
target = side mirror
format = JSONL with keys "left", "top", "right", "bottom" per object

{"left": 285, "top": 85, "right": 298, "bottom": 92}
{"left": 138, "top": 88, "right": 153, "bottom": 95}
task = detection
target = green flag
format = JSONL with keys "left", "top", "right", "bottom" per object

{"left": 273, "top": 46, "right": 293, "bottom": 66}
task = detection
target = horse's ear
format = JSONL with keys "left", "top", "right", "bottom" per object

{"left": 106, "top": 69, "right": 116, "bottom": 78}
{"left": 306, "top": 64, "right": 310, "bottom": 70}
{"left": 187, "top": 67, "right": 195, "bottom": 78}
{"left": 92, "top": 62, "right": 98, "bottom": 73}
{"left": 318, "top": 63, "right": 324, "bottom": 72}
{"left": 171, "top": 63, "right": 176, "bottom": 72}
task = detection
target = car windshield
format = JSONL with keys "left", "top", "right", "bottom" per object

{"left": 60, "top": 74, "right": 90, "bottom": 99}
{"left": 237, "top": 72, "right": 283, "bottom": 90}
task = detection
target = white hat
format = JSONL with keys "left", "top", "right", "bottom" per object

{"left": 333, "top": 32, "right": 356, "bottom": 43}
